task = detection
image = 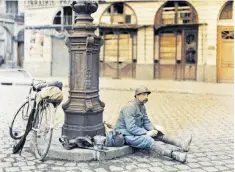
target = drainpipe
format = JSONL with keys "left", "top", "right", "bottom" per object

{"left": 202, "top": 24, "right": 206, "bottom": 82}
{"left": 144, "top": 25, "right": 147, "bottom": 62}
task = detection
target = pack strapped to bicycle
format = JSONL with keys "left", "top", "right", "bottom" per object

{"left": 34, "top": 81, "right": 63, "bottom": 107}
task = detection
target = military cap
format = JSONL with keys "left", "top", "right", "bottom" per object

{"left": 135, "top": 85, "right": 151, "bottom": 97}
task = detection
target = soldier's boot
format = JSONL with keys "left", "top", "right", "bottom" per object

{"left": 150, "top": 142, "right": 187, "bottom": 163}
{"left": 161, "top": 134, "right": 192, "bottom": 152}
{"left": 171, "top": 151, "right": 187, "bottom": 163}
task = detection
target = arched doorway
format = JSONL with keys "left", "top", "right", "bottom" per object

{"left": 99, "top": 3, "right": 138, "bottom": 79}
{"left": 217, "top": 1, "right": 234, "bottom": 83}
{"left": 0, "top": 26, "right": 5, "bottom": 66}
{"left": 0, "top": 25, "right": 14, "bottom": 67}
{"left": 154, "top": 1, "right": 198, "bottom": 80}
{"left": 17, "top": 29, "right": 24, "bottom": 67}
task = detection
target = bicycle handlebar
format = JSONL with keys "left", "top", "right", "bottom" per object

{"left": 17, "top": 69, "right": 62, "bottom": 92}
{"left": 18, "top": 69, "right": 33, "bottom": 80}
{"left": 18, "top": 69, "right": 45, "bottom": 86}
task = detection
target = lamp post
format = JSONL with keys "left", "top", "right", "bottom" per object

{"left": 62, "top": 0, "right": 105, "bottom": 139}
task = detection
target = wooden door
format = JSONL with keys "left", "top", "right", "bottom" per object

{"left": 154, "top": 27, "right": 198, "bottom": 80}
{"left": 154, "top": 32, "right": 183, "bottom": 80}
{"left": 217, "top": 26, "right": 234, "bottom": 82}
{"left": 100, "top": 34, "right": 118, "bottom": 78}
{"left": 100, "top": 33, "right": 136, "bottom": 79}
{"left": 118, "top": 34, "right": 135, "bottom": 78}
{"left": 17, "top": 43, "right": 24, "bottom": 67}
{"left": 159, "top": 33, "right": 177, "bottom": 79}
{"left": 183, "top": 30, "right": 198, "bottom": 80}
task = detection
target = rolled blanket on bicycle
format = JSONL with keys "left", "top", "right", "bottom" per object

{"left": 36, "top": 86, "right": 63, "bottom": 105}
{"left": 33, "top": 81, "right": 63, "bottom": 92}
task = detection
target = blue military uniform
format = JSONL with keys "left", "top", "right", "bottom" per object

{"left": 113, "top": 99, "right": 156, "bottom": 149}
{"left": 111, "top": 86, "right": 191, "bottom": 163}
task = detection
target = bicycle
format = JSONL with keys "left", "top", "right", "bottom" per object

{"left": 9, "top": 69, "right": 42, "bottom": 140}
{"left": 9, "top": 69, "right": 63, "bottom": 161}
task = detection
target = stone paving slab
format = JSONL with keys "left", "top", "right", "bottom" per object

{"left": 30, "top": 129, "right": 134, "bottom": 162}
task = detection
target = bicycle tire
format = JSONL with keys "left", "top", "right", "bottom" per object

{"left": 22, "top": 97, "right": 33, "bottom": 120}
{"left": 33, "top": 102, "right": 54, "bottom": 161}
{"left": 9, "top": 98, "right": 35, "bottom": 140}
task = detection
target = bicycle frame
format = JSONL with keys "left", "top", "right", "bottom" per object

{"left": 18, "top": 69, "right": 44, "bottom": 120}
{"left": 22, "top": 83, "right": 33, "bottom": 120}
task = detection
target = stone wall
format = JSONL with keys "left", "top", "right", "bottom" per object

{"left": 23, "top": 0, "right": 232, "bottom": 81}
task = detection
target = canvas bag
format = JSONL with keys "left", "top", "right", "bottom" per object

{"left": 36, "top": 86, "right": 63, "bottom": 105}
{"left": 106, "top": 129, "right": 125, "bottom": 147}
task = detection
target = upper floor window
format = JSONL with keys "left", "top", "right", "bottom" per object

{"left": 53, "top": 11, "right": 61, "bottom": 25}
{"left": 6, "top": 0, "right": 18, "bottom": 17}
{"left": 220, "top": 1, "right": 233, "bottom": 20}
{"left": 53, "top": 6, "right": 72, "bottom": 25}
{"left": 155, "top": 1, "right": 198, "bottom": 25}
{"left": 100, "top": 3, "right": 137, "bottom": 25}
{"left": 64, "top": 6, "right": 72, "bottom": 25}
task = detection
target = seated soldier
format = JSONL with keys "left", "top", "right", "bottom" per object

{"left": 113, "top": 86, "right": 192, "bottom": 163}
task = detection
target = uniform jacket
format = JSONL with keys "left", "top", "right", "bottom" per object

{"left": 114, "top": 99, "right": 154, "bottom": 136}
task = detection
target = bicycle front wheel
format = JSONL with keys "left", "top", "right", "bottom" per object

{"left": 9, "top": 99, "right": 34, "bottom": 140}
{"left": 33, "top": 102, "right": 54, "bottom": 161}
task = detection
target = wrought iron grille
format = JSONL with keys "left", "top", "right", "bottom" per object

{"left": 222, "top": 31, "right": 234, "bottom": 39}
{"left": 184, "top": 31, "right": 197, "bottom": 64}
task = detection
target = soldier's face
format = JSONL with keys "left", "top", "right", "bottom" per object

{"left": 136, "top": 93, "right": 149, "bottom": 104}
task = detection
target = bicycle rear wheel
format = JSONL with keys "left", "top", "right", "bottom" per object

{"left": 33, "top": 102, "right": 54, "bottom": 161}
{"left": 9, "top": 99, "right": 35, "bottom": 140}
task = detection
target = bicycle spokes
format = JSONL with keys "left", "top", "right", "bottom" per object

{"left": 33, "top": 102, "right": 54, "bottom": 161}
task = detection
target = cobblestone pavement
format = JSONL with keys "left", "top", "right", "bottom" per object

{"left": 0, "top": 85, "right": 233, "bottom": 172}
{"left": 37, "top": 77, "right": 233, "bottom": 96}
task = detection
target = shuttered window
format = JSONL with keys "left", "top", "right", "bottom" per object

{"left": 155, "top": 1, "right": 198, "bottom": 25}
{"left": 100, "top": 3, "right": 137, "bottom": 25}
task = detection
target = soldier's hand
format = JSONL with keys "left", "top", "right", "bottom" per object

{"left": 146, "top": 130, "right": 158, "bottom": 137}
{"left": 154, "top": 125, "right": 165, "bottom": 134}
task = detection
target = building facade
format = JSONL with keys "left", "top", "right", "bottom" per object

{"left": 23, "top": 0, "right": 234, "bottom": 83}
{"left": 0, "top": 0, "right": 25, "bottom": 68}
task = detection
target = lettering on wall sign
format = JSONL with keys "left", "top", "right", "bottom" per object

{"left": 24, "top": 0, "right": 56, "bottom": 8}
{"left": 24, "top": 0, "right": 71, "bottom": 8}
{"left": 60, "top": 0, "right": 71, "bottom": 6}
